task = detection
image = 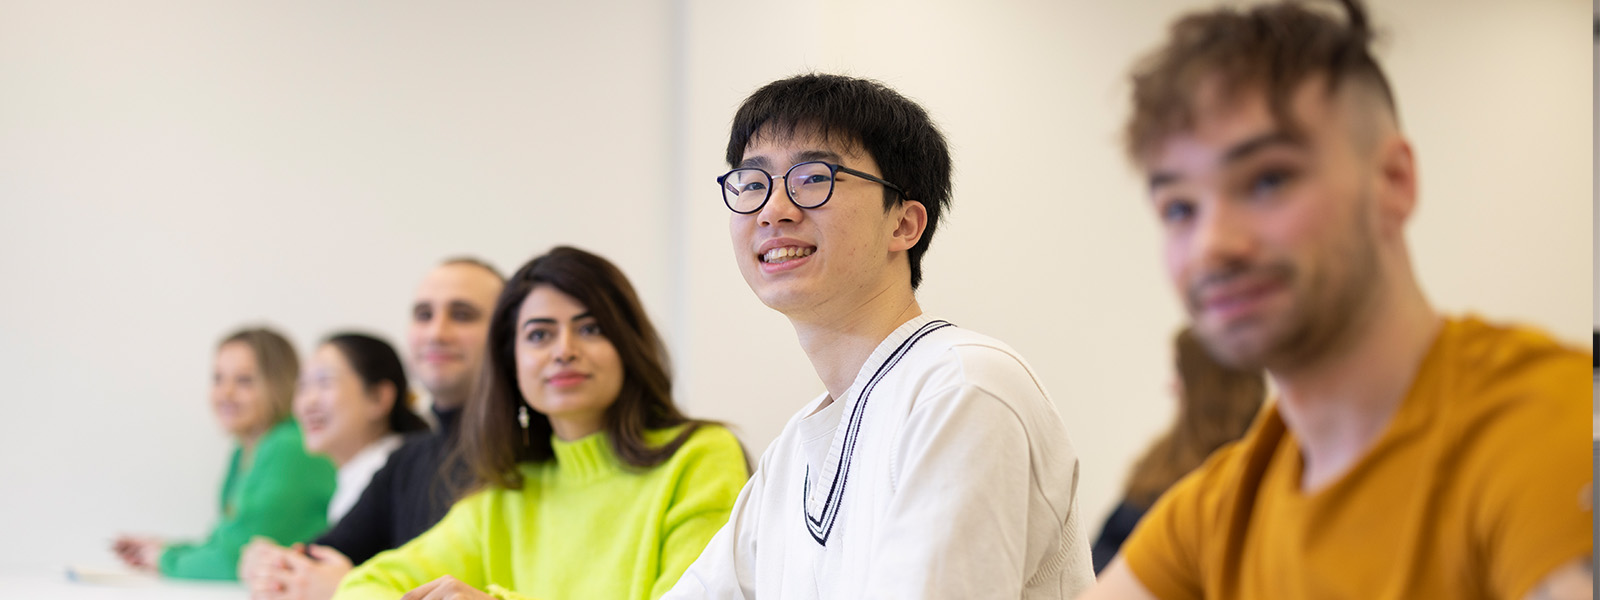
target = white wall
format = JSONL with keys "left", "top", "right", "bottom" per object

{"left": 0, "top": 0, "right": 1588, "bottom": 573}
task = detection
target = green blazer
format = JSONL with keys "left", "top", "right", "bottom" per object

{"left": 159, "top": 419, "right": 336, "bottom": 580}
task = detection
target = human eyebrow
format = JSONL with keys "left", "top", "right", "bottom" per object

{"left": 1220, "top": 131, "right": 1300, "bottom": 165}
{"left": 795, "top": 150, "right": 844, "bottom": 163}
{"left": 1148, "top": 172, "right": 1181, "bottom": 193}
{"left": 738, "top": 156, "right": 772, "bottom": 169}
{"left": 521, "top": 318, "right": 557, "bottom": 329}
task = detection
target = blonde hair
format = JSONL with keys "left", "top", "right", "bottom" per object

{"left": 219, "top": 327, "right": 300, "bottom": 428}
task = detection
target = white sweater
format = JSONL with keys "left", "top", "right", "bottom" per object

{"left": 666, "top": 315, "right": 1093, "bottom": 599}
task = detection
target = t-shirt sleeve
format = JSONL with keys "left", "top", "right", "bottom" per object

{"left": 333, "top": 492, "right": 488, "bottom": 600}
{"left": 160, "top": 428, "right": 335, "bottom": 580}
{"left": 1120, "top": 459, "right": 1215, "bottom": 600}
{"left": 1470, "top": 349, "right": 1594, "bottom": 599}
{"left": 649, "top": 427, "right": 751, "bottom": 599}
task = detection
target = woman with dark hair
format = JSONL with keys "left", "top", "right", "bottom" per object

{"left": 1090, "top": 327, "right": 1266, "bottom": 573}
{"left": 295, "top": 332, "right": 430, "bottom": 525}
{"left": 113, "top": 327, "right": 336, "bottom": 580}
{"left": 336, "top": 246, "right": 749, "bottom": 600}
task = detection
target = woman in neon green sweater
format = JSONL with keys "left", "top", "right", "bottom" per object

{"left": 113, "top": 327, "right": 336, "bottom": 580}
{"left": 334, "top": 246, "right": 749, "bottom": 600}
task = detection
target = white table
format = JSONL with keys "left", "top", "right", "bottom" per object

{"left": 0, "top": 570, "right": 248, "bottom": 598}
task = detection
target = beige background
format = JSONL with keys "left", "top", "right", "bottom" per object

{"left": 0, "top": 0, "right": 1589, "bottom": 572}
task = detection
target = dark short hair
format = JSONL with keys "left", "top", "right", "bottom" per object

{"left": 727, "top": 73, "right": 952, "bottom": 289}
{"left": 323, "top": 332, "right": 430, "bottom": 435}
{"left": 1125, "top": 0, "right": 1396, "bottom": 163}
{"left": 454, "top": 246, "right": 737, "bottom": 495}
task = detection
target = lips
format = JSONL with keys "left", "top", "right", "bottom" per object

{"left": 755, "top": 238, "right": 817, "bottom": 273}
{"left": 1192, "top": 271, "right": 1287, "bottom": 324}
{"left": 546, "top": 371, "right": 591, "bottom": 388}
{"left": 418, "top": 350, "right": 462, "bottom": 364}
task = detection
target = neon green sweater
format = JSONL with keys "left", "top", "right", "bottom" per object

{"left": 160, "top": 420, "right": 337, "bottom": 580}
{"left": 334, "top": 425, "right": 748, "bottom": 600}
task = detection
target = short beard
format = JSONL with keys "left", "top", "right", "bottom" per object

{"left": 1191, "top": 190, "right": 1383, "bottom": 372}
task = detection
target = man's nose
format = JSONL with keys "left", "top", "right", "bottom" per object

{"left": 1192, "top": 197, "right": 1257, "bottom": 268}
{"left": 757, "top": 177, "right": 803, "bottom": 227}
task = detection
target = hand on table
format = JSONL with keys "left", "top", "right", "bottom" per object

{"left": 111, "top": 535, "right": 164, "bottom": 572}
{"left": 255, "top": 544, "right": 354, "bottom": 600}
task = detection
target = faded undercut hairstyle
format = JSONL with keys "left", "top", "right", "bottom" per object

{"left": 453, "top": 246, "right": 732, "bottom": 496}
{"left": 727, "top": 73, "right": 953, "bottom": 290}
{"left": 1124, "top": 0, "right": 1397, "bottom": 163}
{"left": 219, "top": 327, "right": 300, "bottom": 428}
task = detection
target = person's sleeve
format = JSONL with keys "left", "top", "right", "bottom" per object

{"left": 660, "top": 436, "right": 773, "bottom": 600}
{"left": 1120, "top": 465, "right": 1212, "bottom": 600}
{"left": 647, "top": 427, "right": 751, "bottom": 599}
{"left": 1475, "top": 351, "right": 1594, "bottom": 599}
{"left": 855, "top": 383, "right": 1033, "bottom": 599}
{"left": 315, "top": 450, "right": 401, "bottom": 564}
{"left": 159, "top": 433, "right": 335, "bottom": 580}
{"left": 333, "top": 493, "right": 488, "bottom": 600}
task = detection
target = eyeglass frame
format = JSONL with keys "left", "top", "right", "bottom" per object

{"left": 717, "top": 160, "right": 907, "bottom": 214}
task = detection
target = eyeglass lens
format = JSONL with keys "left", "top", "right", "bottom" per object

{"left": 722, "top": 162, "right": 836, "bottom": 213}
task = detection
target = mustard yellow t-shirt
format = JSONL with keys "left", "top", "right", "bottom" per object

{"left": 1123, "top": 316, "right": 1593, "bottom": 599}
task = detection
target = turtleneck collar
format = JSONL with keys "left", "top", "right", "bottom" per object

{"left": 549, "top": 432, "right": 619, "bottom": 483}
{"left": 433, "top": 403, "right": 463, "bottom": 438}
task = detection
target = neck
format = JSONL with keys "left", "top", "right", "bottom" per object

{"left": 788, "top": 282, "right": 922, "bottom": 402}
{"left": 431, "top": 391, "right": 467, "bottom": 413}
{"left": 549, "top": 415, "right": 603, "bottom": 442}
{"left": 1271, "top": 275, "right": 1438, "bottom": 491}
{"left": 326, "top": 429, "right": 388, "bottom": 469}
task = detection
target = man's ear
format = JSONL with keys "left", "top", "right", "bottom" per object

{"left": 888, "top": 200, "right": 928, "bottom": 253}
{"left": 1373, "top": 136, "right": 1417, "bottom": 238}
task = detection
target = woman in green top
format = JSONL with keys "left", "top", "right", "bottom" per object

{"left": 335, "top": 246, "right": 749, "bottom": 600}
{"left": 113, "top": 327, "right": 336, "bottom": 580}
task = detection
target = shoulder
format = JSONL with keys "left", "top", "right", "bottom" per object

{"left": 900, "top": 324, "right": 1053, "bottom": 411}
{"left": 255, "top": 421, "right": 323, "bottom": 466}
{"left": 1123, "top": 407, "right": 1286, "bottom": 588}
{"left": 1446, "top": 316, "right": 1588, "bottom": 394}
{"left": 258, "top": 420, "right": 305, "bottom": 449}
{"left": 1432, "top": 316, "right": 1589, "bottom": 435}
{"left": 652, "top": 424, "right": 747, "bottom": 469}
{"left": 1154, "top": 405, "right": 1285, "bottom": 522}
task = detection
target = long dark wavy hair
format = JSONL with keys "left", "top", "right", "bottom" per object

{"left": 452, "top": 246, "right": 718, "bottom": 495}
{"left": 1123, "top": 327, "right": 1266, "bottom": 507}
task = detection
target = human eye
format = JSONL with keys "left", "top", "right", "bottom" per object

{"left": 577, "top": 322, "right": 603, "bottom": 337}
{"left": 524, "top": 328, "right": 551, "bottom": 344}
{"left": 799, "top": 172, "right": 833, "bottom": 185}
{"left": 1248, "top": 168, "right": 1295, "bottom": 199}
{"left": 413, "top": 306, "right": 433, "bottom": 323}
{"left": 1156, "top": 197, "right": 1197, "bottom": 226}
{"left": 450, "top": 306, "right": 478, "bottom": 323}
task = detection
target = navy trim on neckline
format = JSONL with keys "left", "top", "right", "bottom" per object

{"left": 801, "top": 319, "right": 954, "bottom": 546}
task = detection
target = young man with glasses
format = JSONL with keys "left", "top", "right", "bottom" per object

{"left": 664, "top": 74, "right": 1094, "bottom": 599}
{"left": 1082, "top": 1, "right": 1592, "bottom": 598}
